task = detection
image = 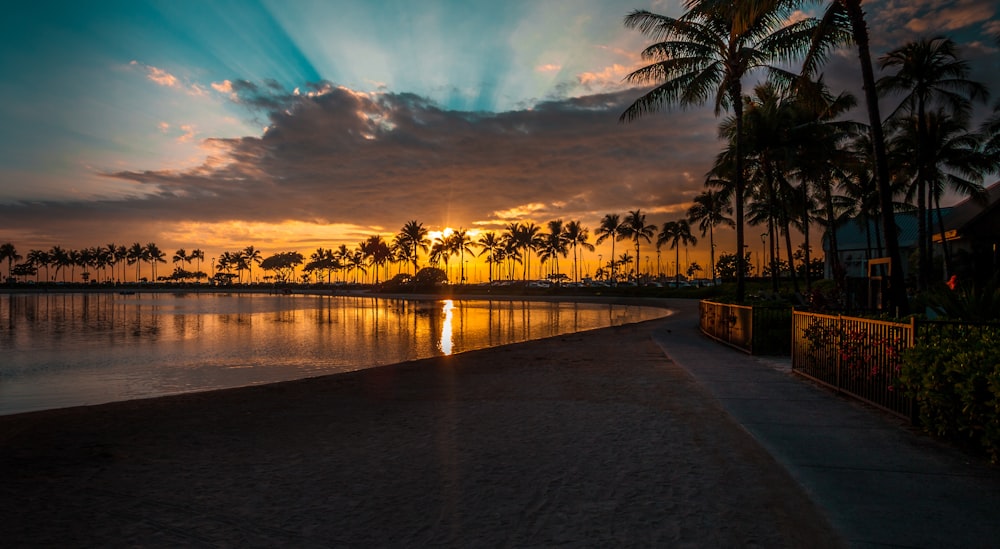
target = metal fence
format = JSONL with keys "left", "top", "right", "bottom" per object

{"left": 791, "top": 311, "right": 915, "bottom": 419}
{"left": 699, "top": 300, "right": 792, "bottom": 355}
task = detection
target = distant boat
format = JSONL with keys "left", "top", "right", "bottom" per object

{"left": 118, "top": 290, "right": 136, "bottom": 295}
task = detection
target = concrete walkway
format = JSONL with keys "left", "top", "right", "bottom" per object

{"left": 655, "top": 299, "right": 1000, "bottom": 549}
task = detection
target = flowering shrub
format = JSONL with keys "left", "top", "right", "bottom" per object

{"left": 801, "top": 319, "right": 906, "bottom": 385}
{"left": 900, "top": 328, "right": 1000, "bottom": 462}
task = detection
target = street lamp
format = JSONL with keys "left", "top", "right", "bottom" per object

{"left": 760, "top": 232, "right": 768, "bottom": 277}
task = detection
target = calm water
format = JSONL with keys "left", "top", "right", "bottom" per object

{"left": 0, "top": 292, "right": 667, "bottom": 415}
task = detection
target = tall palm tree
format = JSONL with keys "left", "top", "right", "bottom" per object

{"left": 189, "top": 249, "right": 206, "bottom": 281}
{"left": 539, "top": 220, "right": 568, "bottom": 280}
{"left": 621, "top": 2, "right": 815, "bottom": 301}
{"left": 477, "top": 232, "right": 502, "bottom": 283}
{"left": 562, "top": 220, "right": 595, "bottom": 283}
{"left": 112, "top": 244, "right": 127, "bottom": 283}
{"left": 448, "top": 229, "right": 475, "bottom": 283}
{"left": 243, "top": 246, "right": 262, "bottom": 284}
{"left": 595, "top": 214, "right": 622, "bottom": 282}
{"left": 800, "top": 0, "right": 909, "bottom": 313}
{"left": 27, "top": 249, "right": 49, "bottom": 283}
{"left": 397, "top": 220, "right": 430, "bottom": 274}
{"left": 126, "top": 242, "right": 145, "bottom": 282}
{"left": 888, "top": 109, "right": 992, "bottom": 278}
{"left": 508, "top": 222, "right": 542, "bottom": 281}
{"left": 687, "top": 190, "right": 734, "bottom": 284}
{"left": 49, "top": 246, "right": 70, "bottom": 282}
{"left": 145, "top": 243, "right": 166, "bottom": 282}
{"left": 658, "top": 220, "right": 698, "bottom": 286}
{"left": 360, "top": 235, "right": 392, "bottom": 284}
{"left": 172, "top": 249, "right": 188, "bottom": 268}
{"left": 430, "top": 236, "right": 453, "bottom": 281}
{"left": 877, "top": 36, "right": 989, "bottom": 289}
{"left": 618, "top": 209, "right": 656, "bottom": 283}
{"left": 0, "top": 243, "right": 20, "bottom": 282}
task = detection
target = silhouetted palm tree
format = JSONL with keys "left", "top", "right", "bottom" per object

{"left": 687, "top": 190, "right": 733, "bottom": 284}
{"left": 449, "top": 229, "right": 475, "bottom": 283}
{"left": 800, "top": 0, "right": 909, "bottom": 312}
{"left": 477, "top": 232, "right": 502, "bottom": 283}
{"left": 595, "top": 214, "right": 622, "bottom": 282}
{"left": 27, "top": 249, "right": 49, "bottom": 282}
{"left": 622, "top": 2, "right": 815, "bottom": 300}
{"left": 877, "top": 36, "right": 989, "bottom": 288}
{"left": 145, "top": 243, "right": 166, "bottom": 282}
{"left": 243, "top": 246, "right": 262, "bottom": 284}
{"left": 888, "top": 109, "right": 992, "bottom": 278}
{"left": 658, "top": 220, "right": 698, "bottom": 286}
{"left": 562, "top": 220, "right": 595, "bottom": 283}
{"left": 618, "top": 210, "right": 656, "bottom": 282}
{"left": 0, "top": 243, "right": 20, "bottom": 282}
{"left": 397, "top": 220, "right": 430, "bottom": 274}
{"left": 189, "top": 249, "right": 206, "bottom": 281}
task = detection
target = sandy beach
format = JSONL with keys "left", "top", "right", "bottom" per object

{"left": 1, "top": 313, "right": 843, "bottom": 547}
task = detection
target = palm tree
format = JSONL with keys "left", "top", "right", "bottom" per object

{"left": 658, "top": 220, "right": 698, "bottom": 286}
{"left": 621, "top": 3, "right": 815, "bottom": 301}
{"left": 27, "top": 249, "right": 50, "bottom": 283}
{"left": 172, "top": 249, "right": 187, "bottom": 265}
{"left": 189, "top": 249, "right": 206, "bottom": 281}
{"left": 430, "top": 235, "right": 453, "bottom": 281}
{"left": 145, "top": 243, "right": 166, "bottom": 282}
{"left": 449, "top": 229, "right": 475, "bottom": 283}
{"left": 243, "top": 246, "right": 262, "bottom": 284}
{"left": 888, "top": 109, "right": 992, "bottom": 278}
{"left": 687, "top": 190, "right": 734, "bottom": 284}
{"left": 49, "top": 246, "right": 70, "bottom": 282}
{"left": 877, "top": 36, "right": 989, "bottom": 289}
{"left": 799, "top": 0, "right": 909, "bottom": 312}
{"left": 562, "top": 220, "right": 595, "bottom": 283}
{"left": 508, "top": 222, "right": 542, "bottom": 281}
{"left": 125, "top": 242, "right": 145, "bottom": 282}
{"left": 0, "top": 243, "right": 20, "bottom": 282}
{"left": 397, "top": 220, "right": 430, "bottom": 274}
{"left": 618, "top": 210, "right": 656, "bottom": 283}
{"left": 360, "top": 235, "right": 392, "bottom": 284}
{"left": 595, "top": 214, "right": 622, "bottom": 282}
{"left": 539, "top": 220, "right": 568, "bottom": 281}
{"left": 477, "top": 232, "right": 502, "bottom": 283}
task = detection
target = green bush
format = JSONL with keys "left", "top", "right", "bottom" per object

{"left": 900, "top": 328, "right": 1000, "bottom": 462}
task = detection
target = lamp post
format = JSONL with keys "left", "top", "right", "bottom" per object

{"left": 760, "top": 232, "right": 768, "bottom": 277}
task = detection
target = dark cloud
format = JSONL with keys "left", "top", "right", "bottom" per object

{"left": 0, "top": 83, "right": 720, "bottom": 251}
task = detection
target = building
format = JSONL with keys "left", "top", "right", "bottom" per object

{"left": 934, "top": 180, "right": 1000, "bottom": 287}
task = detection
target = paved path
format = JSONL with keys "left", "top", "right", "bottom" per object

{"left": 656, "top": 299, "right": 1000, "bottom": 548}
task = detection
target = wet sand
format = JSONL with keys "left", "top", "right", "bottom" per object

{"left": 1, "top": 315, "right": 843, "bottom": 547}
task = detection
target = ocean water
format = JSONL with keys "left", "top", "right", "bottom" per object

{"left": 0, "top": 292, "right": 667, "bottom": 415}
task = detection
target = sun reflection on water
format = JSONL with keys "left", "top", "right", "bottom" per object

{"left": 439, "top": 299, "right": 454, "bottom": 355}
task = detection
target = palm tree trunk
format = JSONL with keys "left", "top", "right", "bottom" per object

{"left": 934, "top": 193, "right": 953, "bottom": 280}
{"left": 709, "top": 225, "right": 717, "bottom": 285}
{"left": 734, "top": 90, "right": 747, "bottom": 302}
{"left": 845, "top": 0, "right": 908, "bottom": 314}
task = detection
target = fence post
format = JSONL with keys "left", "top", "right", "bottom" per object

{"left": 835, "top": 315, "right": 843, "bottom": 393}
{"left": 908, "top": 316, "right": 918, "bottom": 425}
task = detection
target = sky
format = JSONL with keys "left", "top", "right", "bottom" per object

{"left": 0, "top": 0, "right": 997, "bottom": 281}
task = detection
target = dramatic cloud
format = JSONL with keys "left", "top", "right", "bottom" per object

{"left": 0, "top": 82, "right": 721, "bottom": 255}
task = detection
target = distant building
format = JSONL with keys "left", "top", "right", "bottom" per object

{"left": 823, "top": 211, "right": 928, "bottom": 280}
{"left": 823, "top": 180, "right": 1000, "bottom": 287}
{"left": 935, "top": 180, "right": 1000, "bottom": 287}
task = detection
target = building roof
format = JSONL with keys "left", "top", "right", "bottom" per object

{"left": 829, "top": 211, "right": 935, "bottom": 251}
{"left": 941, "top": 180, "right": 1000, "bottom": 237}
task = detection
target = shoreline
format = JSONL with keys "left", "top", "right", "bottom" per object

{"left": 1, "top": 292, "right": 677, "bottom": 418}
{"left": 0, "top": 312, "right": 842, "bottom": 547}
